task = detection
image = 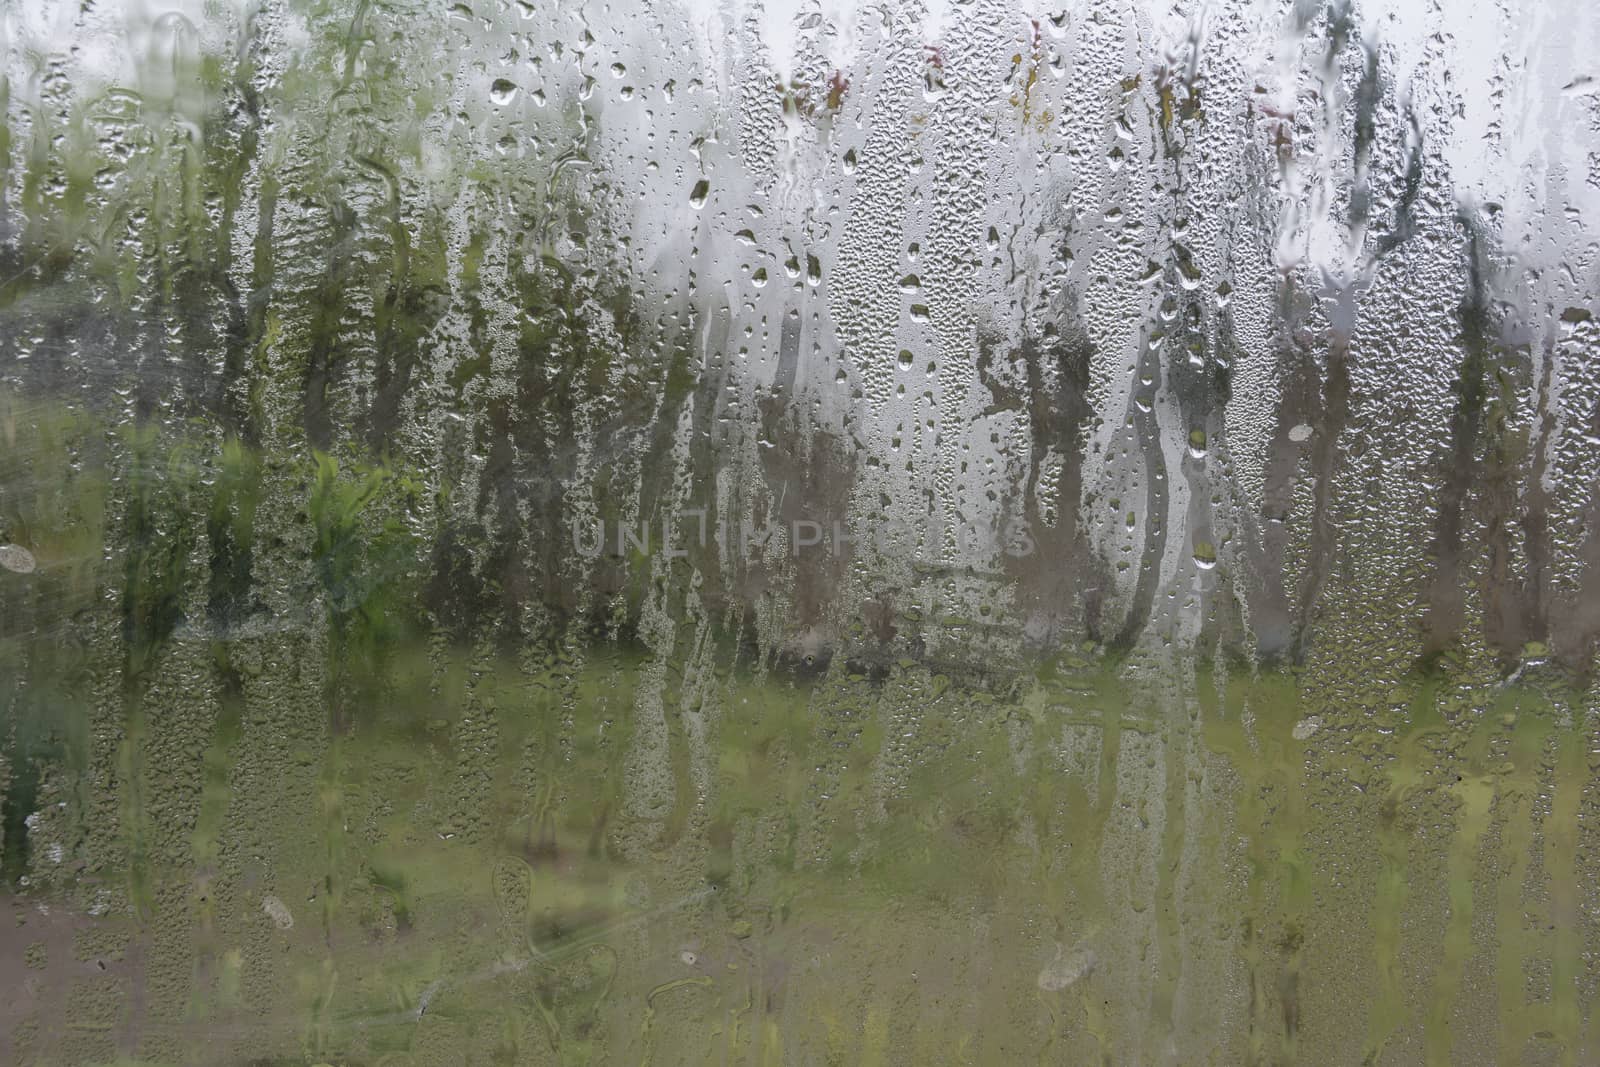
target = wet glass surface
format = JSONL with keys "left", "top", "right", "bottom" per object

{"left": 3, "top": 0, "right": 1600, "bottom": 1062}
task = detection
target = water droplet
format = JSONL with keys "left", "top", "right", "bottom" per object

{"left": 489, "top": 79, "right": 519, "bottom": 105}
{"left": 261, "top": 894, "right": 294, "bottom": 930}
{"left": 0, "top": 544, "right": 36, "bottom": 573}
{"left": 1037, "top": 944, "right": 1096, "bottom": 991}
{"left": 689, "top": 179, "right": 710, "bottom": 208}
{"left": 1292, "top": 717, "right": 1323, "bottom": 741}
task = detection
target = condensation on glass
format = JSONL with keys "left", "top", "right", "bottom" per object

{"left": 2, "top": 0, "right": 1599, "bottom": 1063}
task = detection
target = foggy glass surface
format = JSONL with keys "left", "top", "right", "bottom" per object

{"left": 3, "top": 0, "right": 1600, "bottom": 1062}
